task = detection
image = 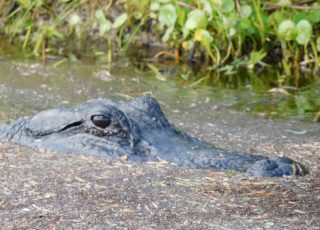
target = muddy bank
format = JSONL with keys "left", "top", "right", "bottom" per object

{"left": 0, "top": 110, "right": 319, "bottom": 229}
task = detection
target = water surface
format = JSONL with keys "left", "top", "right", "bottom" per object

{"left": 0, "top": 58, "right": 319, "bottom": 124}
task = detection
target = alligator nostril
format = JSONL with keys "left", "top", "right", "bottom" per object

{"left": 91, "top": 115, "right": 111, "bottom": 129}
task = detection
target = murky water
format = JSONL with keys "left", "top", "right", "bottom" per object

{"left": 0, "top": 58, "right": 319, "bottom": 124}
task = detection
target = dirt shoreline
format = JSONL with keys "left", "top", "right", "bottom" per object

{"left": 0, "top": 111, "right": 319, "bottom": 229}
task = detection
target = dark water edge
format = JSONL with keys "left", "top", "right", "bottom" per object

{"left": 0, "top": 52, "right": 319, "bottom": 124}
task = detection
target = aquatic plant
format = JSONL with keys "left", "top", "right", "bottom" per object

{"left": 0, "top": 0, "right": 319, "bottom": 77}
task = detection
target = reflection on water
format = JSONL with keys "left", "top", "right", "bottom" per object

{"left": 0, "top": 58, "right": 319, "bottom": 124}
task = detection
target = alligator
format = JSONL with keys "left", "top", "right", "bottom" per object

{"left": 0, "top": 96, "right": 307, "bottom": 177}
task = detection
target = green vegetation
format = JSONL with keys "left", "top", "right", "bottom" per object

{"left": 1, "top": 0, "right": 320, "bottom": 77}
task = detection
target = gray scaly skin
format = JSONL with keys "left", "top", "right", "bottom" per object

{"left": 0, "top": 96, "right": 307, "bottom": 177}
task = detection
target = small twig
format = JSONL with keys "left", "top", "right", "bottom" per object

{"left": 32, "top": 204, "right": 53, "bottom": 213}
{"left": 265, "top": 0, "right": 318, "bottom": 12}
{"left": 177, "top": 1, "right": 195, "bottom": 10}
{"left": 42, "top": 38, "right": 46, "bottom": 65}
{"left": 235, "top": 0, "right": 241, "bottom": 13}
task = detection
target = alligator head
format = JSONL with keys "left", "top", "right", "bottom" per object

{"left": 0, "top": 96, "right": 307, "bottom": 177}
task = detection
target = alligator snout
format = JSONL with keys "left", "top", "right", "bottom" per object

{"left": 0, "top": 96, "right": 308, "bottom": 177}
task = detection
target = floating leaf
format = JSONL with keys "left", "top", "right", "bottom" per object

{"left": 241, "top": 196, "right": 251, "bottom": 202}
{"left": 268, "top": 88, "right": 291, "bottom": 96}
{"left": 296, "top": 20, "right": 312, "bottom": 45}
{"left": 147, "top": 63, "right": 166, "bottom": 81}
{"left": 226, "top": 170, "right": 236, "bottom": 176}
{"left": 185, "top": 9, "right": 207, "bottom": 31}
{"left": 285, "top": 129, "right": 307, "bottom": 135}
{"left": 158, "top": 4, "right": 177, "bottom": 28}
{"left": 113, "top": 13, "right": 128, "bottom": 29}
{"left": 278, "top": 20, "right": 296, "bottom": 41}
{"left": 68, "top": 53, "right": 78, "bottom": 62}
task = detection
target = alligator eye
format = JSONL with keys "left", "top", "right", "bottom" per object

{"left": 91, "top": 115, "right": 111, "bottom": 129}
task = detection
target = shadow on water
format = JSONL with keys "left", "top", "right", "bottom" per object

{"left": 0, "top": 56, "right": 319, "bottom": 124}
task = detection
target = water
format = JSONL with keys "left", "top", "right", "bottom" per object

{"left": 0, "top": 58, "right": 319, "bottom": 124}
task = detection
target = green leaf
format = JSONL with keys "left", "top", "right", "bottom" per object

{"left": 95, "top": 10, "right": 112, "bottom": 36}
{"left": 176, "top": 3, "right": 186, "bottom": 27}
{"left": 224, "top": 12, "right": 237, "bottom": 28}
{"left": 201, "top": 0, "right": 213, "bottom": 14}
{"left": 158, "top": 4, "right": 177, "bottom": 28}
{"left": 296, "top": 20, "right": 312, "bottom": 45}
{"left": 211, "top": 0, "right": 222, "bottom": 7}
{"left": 240, "top": 18, "right": 254, "bottom": 32}
{"left": 45, "top": 26, "right": 63, "bottom": 39}
{"left": 162, "top": 26, "right": 174, "bottom": 42}
{"left": 228, "top": 27, "right": 236, "bottom": 37}
{"left": 307, "top": 10, "right": 320, "bottom": 24}
{"left": 295, "top": 95, "right": 313, "bottom": 114}
{"left": 194, "top": 29, "right": 213, "bottom": 48}
{"left": 277, "top": 0, "right": 292, "bottom": 6}
{"left": 240, "top": 5, "right": 252, "bottom": 18}
{"left": 220, "top": 0, "right": 235, "bottom": 13}
{"left": 278, "top": 20, "right": 296, "bottom": 41}
{"left": 113, "top": 13, "right": 128, "bottom": 29}
{"left": 17, "top": 0, "right": 32, "bottom": 8}
{"left": 185, "top": 9, "right": 207, "bottom": 31}
{"left": 296, "top": 20, "right": 312, "bottom": 34}
{"left": 248, "top": 50, "right": 266, "bottom": 69}
{"left": 182, "top": 27, "right": 190, "bottom": 38}
{"left": 316, "top": 37, "right": 320, "bottom": 52}
{"left": 150, "top": 1, "right": 160, "bottom": 11}
{"left": 69, "top": 14, "right": 81, "bottom": 26}
{"left": 296, "top": 34, "right": 309, "bottom": 45}
{"left": 99, "top": 21, "right": 112, "bottom": 36}
{"left": 34, "top": 0, "right": 43, "bottom": 8}
{"left": 293, "top": 12, "right": 308, "bottom": 24}
{"left": 133, "top": 11, "right": 143, "bottom": 19}
{"left": 95, "top": 10, "right": 106, "bottom": 23}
